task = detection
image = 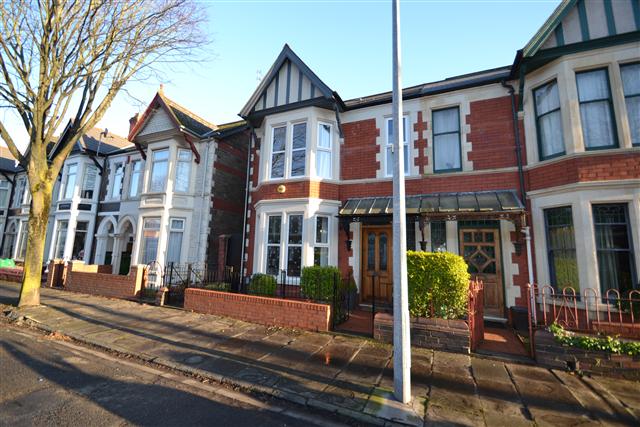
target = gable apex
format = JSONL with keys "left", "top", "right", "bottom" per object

{"left": 240, "top": 44, "right": 336, "bottom": 118}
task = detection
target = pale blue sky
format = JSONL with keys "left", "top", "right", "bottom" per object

{"left": 5, "top": 0, "right": 561, "bottom": 148}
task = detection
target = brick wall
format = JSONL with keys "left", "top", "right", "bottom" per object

{"left": 526, "top": 152, "right": 640, "bottom": 191}
{"left": 63, "top": 262, "right": 146, "bottom": 300}
{"left": 0, "top": 267, "right": 23, "bottom": 283}
{"left": 184, "top": 288, "right": 331, "bottom": 332}
{"left": 374, "top": 313, "right": 470, "bottom": 354}
{"left": 342, "top": 119, "right": 380, "bottom": 180}
{"left": 535, "top": 330, "right": 640, "bottom": 380}
{"left": 467, "top": 96, "right": 518, "bottom": 170}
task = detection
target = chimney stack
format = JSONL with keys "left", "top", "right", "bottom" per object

{"left": 128, "top": 113, "right": 139, "bottom": 136}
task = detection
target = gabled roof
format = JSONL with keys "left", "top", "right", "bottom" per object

{"left": 49, "top": 121, "right": 130, "bottom": 160}
{"left": 129, "top": 90, "right": 217, "bottom": 140}
{"left": 240, "top": 44, "right": 337, "bottom": 118}
{"left": 522, "top": 0, "right": 576, "bottom": 58}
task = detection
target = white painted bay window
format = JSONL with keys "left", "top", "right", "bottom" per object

{"left": 82, "top": 165, "right": 98, "bottom": 199}
{"left": 291, "top": 123, "right": 306, "bottom": 177}
{"left": 433, "top": 108, "right": 461, "bottom": 172}
{"left": 63, "top": 164, "right": 77, "bottom": 199}
{"left": 385, "top": 116, "right": 409, "bottom": 176}
{"left": 166, "top": 218, "right": 185, "bottom": 264}
{"left": 269, "top": 122, "right": 307, "bottom": 179}
{"left": 175, "top": 149, "right": 192, "bottom": 192}
{"left": 316, "top": 123, "right": 332, "bottom": 179}
{"left": 111, "top": 163, "right": 124, "bottom": 199}
{"left": 270, "top": 127, "right": 286, "bottom": 179}
{"left": 128, "top": 160, "right": 143, "bottom": 198}
{"left": 149, "top": 149, "right": 169, "bottom": 192}
{"left": 534, "top": 80, "right": 564, "bottom": 160}
{"left": 621, "top": 63, "right": 640, "bottom": 146}
{"left": 576, "top": 69, "right": 617, "bottom": 149}
{"left": 314, "top": 216, "right": 329, "bottom": 266}
{"left": 142, "top": 217, "right": 161, "bottom": 264}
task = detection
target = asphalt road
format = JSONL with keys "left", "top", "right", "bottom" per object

{"left": 0, "top": 324, "right": 347, "bottom": 427}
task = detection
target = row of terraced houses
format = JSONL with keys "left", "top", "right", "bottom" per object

{"left": 0, "top": 0, "right": 638, "bottom": 322}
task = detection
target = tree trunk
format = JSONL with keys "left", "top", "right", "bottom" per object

{"left": 18, "top": 180, "right": 53, "bottom": 307}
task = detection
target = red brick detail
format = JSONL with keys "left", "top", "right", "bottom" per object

{"left": 252, "top": 181, "right": 340, "bottom": 204}
{"left": 251, "top": 138, "right": 260, "bottom": 188}
{"left": 184, "top": 288, "right": 331, "bottom": 332}
{"left": 526, "top": 152, "right": 640, "bottom": 191}
{"left": 213, "top": 161, "right": 245, "bottom": 179}
{"left": 342, "top": 119, "right": 380, "bottom": 180}
{"left": 414, "top": 111, "right": 429, "bottom": 174}
{"left": 212, "top": 196, "right": 244, "bottom": 214}
{"left": 244, "top": 207, "right": 257, "bottom": 274}
{"left": 466, "top": 96, "right": 519, "bottom": 170}
{"left": 0, "top": 267, "right": 23, "bottom": 283}
{"left": 63, "top": 262, "right": 145, "bottom": 300}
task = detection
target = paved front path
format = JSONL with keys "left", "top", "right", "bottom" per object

{"left": 1, "top": 282, "right": 638, "bottom": 426}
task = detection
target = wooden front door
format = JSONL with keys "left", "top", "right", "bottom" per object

{"left": 459, "top": 228, "right": 504, "bottom": 318}
{"left": 362, "top": 226, "right": 393, "bottom": 303}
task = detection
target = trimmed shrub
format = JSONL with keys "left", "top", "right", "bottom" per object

{"left": 249, "top": 273, "right": 277, "bottom": 296}
{"left": 407, "top": 251, "right": 470, "bottom": 319}
{"left": 300, "top": 266, "right": 341, "bottom": 302}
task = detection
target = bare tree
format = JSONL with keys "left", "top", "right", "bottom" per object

{"left": 0, "top": 0, "right": 206, "bottom": 306}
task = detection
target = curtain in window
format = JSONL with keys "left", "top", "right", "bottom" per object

{"left": 433, "top": 108, "right": 461, "bottom": 171}
{"left": 593, "top": 204, "right": 634, "bottom": 294}
{"left": 534, "top": 81, "right": 564, "bottom": 158}
{"left": 167, "top": 231, "right": 183, "bottom": 264}
{"left": 577, "top": 70, "right": 615, "bottom": 148}
{"left": 545, "top": 207, "right": 579, "bottom": 291}
{"left": 143, "top": 237, "right": 159, "bottom": 264}
{"left": 621, "top": 63, "right": 640, "bottom": 145}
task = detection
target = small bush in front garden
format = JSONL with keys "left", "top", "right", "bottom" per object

{"left": 300, "top": 266, "right": 341, "bottom": 302}
{"left": 203, "top": 282, "right": 230, "bottom": 292}
{"left": 549, "top": 323, "right": 640, "bottom": 356}
{"left": 249, "top": 273, "right": 277, "bottom": 296}
{"left": 407, "top": 251, "right": 470, "bottom": 319}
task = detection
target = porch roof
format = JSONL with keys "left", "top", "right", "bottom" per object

{"left": 338, "top": 190, "right": 524, "bottom": 217}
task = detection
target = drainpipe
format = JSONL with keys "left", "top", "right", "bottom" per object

{"left": 239, "top": 125, "right": 254, "bottom": 278}
{"left": 501, "top": 80, "right": 526, "bottom": 205}
{"left": 197, "top": 137, "right": 212, "bottom": 265}
{"left": 522, "top": 226, "right": 536, "bottom": 324}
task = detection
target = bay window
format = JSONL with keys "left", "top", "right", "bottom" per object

{"left": 534, "top": 80, "right": 564, "bottom": 160}
{"left": 12, "top": 177, "right": 25, "bottom": 208}
{"left": 576, "top": 69, "right": 617, "bottom": 149}
{"left": 270, "top": 127, "right": 286, "bottom": 179}
{"left": 317, "top": 123, "right": 332, "bottom": 179}
{"left": 269, "top": 123, "right": 307, "bottom": 179}
{"left": 385, "top": 116, "right": 409, "bottom": 176}
{"left": 620, "top": 63, "right": 640, "bottom": 146}
{"left": 592, "top": 204, "right": 636, "bottom": 294}
{"left": 266, "top": 215, "right": 282, "bottom": 275}
{"left": 149, "top": 149, "right": 169, "bottom": 192}
{"left": 0, "top": 180, "right": 9, "bottom": 208}
{"left": 314, "top": 216, "right": 329, "bottom": 266}
{"left": 166, "top": 218, "right": 185, "bottom": 264}
{"left": 544, "top": 206, "right": 579, "bottom": 291}
{"left": 111, "top": 163, "right": 124, "bottom": 199}
{"left": 63, "top": 164, "right": 77, "bottom": 199}
{"left": 128, "top": 160, "right": 143, "bottom": 198}
{"left": 142, "top": 217, "right": 161, "bottom": 264}
{"left": 82, "top": 165, "right": 98, "bottom": 199}
{"left": 433, "top": 107, "right": 461, "bottom": 172}
{"left": 291, "top": 123, "right": 306, "bottom": 177}
{"left": 175, "top": 149, "right": 192, "bottom": 192}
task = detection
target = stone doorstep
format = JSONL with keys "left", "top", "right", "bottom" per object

{"left": 17, "top": 311, "right": 426, "bottom": 427}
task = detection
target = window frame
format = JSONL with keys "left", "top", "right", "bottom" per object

{"left": 149, "top": 149, "right": 170, "bottom": 193}
{"left": 316, "top": 122, "right": 333, "bottom": 179}
{"left": 620, "top": 61, "right": 640, "bottom": 147}
{"left": 11, "top": 177, "right": 25, "bottom": 208}
{"left": 166, "top": 217, "right": 185, "bottom": 265}
{"left": 174, "top": 149, "right": 192, "bottom": 193}
{"left": 63, "top": 163, "right": 78, "bottom": 200}
{"left": 141, "top": 217, "right": 162, "bottom": 265}
{"left": 110, "top": 162, "right": 125, "bottom": 199}
{"left": 16, "top": 220, "right": 28, "bottom": 260}
{"left": 430, "top": 221, "right": 447, "bottom": 252}
{"left": 544, "top": 206, "right": 579, "bottom": 291}
{"left": 54, "top": 220, "right": 69, "bottom": 259}
{"left": 81, "top": 164, "right": 98, "bottom": 199}
{"left": 314, "top": 215, "right": 330, "bottom": 266}
{"left": 290, "top": 122, "right": 307, "bottom": 178}
{"left": 128, "top": 159, "right": 143, "bottom": 198}
{"left": 533, "top": 79, "right": 565, "bottom": 161}
{"left": 432, "top": 107, "right": 462, "bottom": 173}
{"left": 385, "top": 116, "right": 410, "bottom": 177}
{"left": 285, "top": 213, "right": 304, "bottom": 277}
{"left": 265, "top": 214, "right": 282, "bottom": 276}
{"left": 2, "top": 221, "right": 17, "bottom": 258}
{"left": 575, "top": 67, "right": 619, "bottom": 151}
{"left": 270, "top": 125, "right": 287, "bottom": 179}
{"left": 0, "top": 180, "right": 9, "bottom": 208}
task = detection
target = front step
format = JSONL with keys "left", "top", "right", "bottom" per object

{"left": 357, "top": 303, "right": 392, "bottom": 313}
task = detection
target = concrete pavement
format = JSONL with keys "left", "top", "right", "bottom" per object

{"left": 1, "top": 282, "right": 638, "bottom": 426}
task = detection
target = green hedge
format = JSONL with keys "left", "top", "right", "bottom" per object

{"left": 300, "top": 266, "right": 341, "bottom": 302}
{"left": 407, "top": 251, "right": 470, "bottom": 319}
{"left": 249, "top": 273, "right": 277, "bottom": 296}
{"left": 549, "top": 323, "right": 640, "bottom": 356}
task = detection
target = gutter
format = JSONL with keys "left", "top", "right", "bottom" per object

{"left": 501, "top": 80, "right": 527, "bottom": 206}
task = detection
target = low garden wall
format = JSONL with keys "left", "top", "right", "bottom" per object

{"left": 374, "top": 313, "right": 470, "bottom": 354}
{"left": 62, "top": 261, "right": 146, "bottom": 300}
{"left": 534, "top": 330, "right": 640, "bottom": 380}
{"left": 0, "top": 267, "right": 23, "bottom": 283}
{"left": 184, "top": 288, "right": 331, "bottom": 332}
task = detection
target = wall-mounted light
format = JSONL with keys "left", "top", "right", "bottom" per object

{"left": 276, "top": 185, "right": 286, "bottom": 194}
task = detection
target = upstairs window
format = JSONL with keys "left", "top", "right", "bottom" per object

{"left": 433, "top": 107, "right": 461, "bottom": 172}
{"left": 534, "top": 80, "right": 564, "bottom": 160}
{"left": 291, "top": 123, "right": 306, "bottom": 177}
{"left": 317, "top": 123, "right": 332, "bottom": 179}
{"left": 385, "top": 117, "right": 409, "bottom": 176}
{"left": 175, "top": 149, "right": 192, "bottom": 192}
{"left": 621, "top": 63, "right": 640, "bottom": 146}
{"left": 0, "top": 181, "right": 9, "bottom": 208}
{"left": 128, "top": 160, "right": 143, "bottom": 198}
{"left": 270, "top": 127, "right": 286, "bottom": 179}
{"left": 576, "top": 69, "right": 617, "bottom": 149}
{"left": 63, "top": 164, "right": 77, "bottom": 199}
{"left": 12, "top": 177, "right": 25, "bottom": 208}
{"left": 269, "top": 123, "right": 307, "bottom": 179}
{"left": 82, "top": 165, "right": 98, "bottom": 199}
{"left": 150, "top": 149, "right": 169, "bottom": 192}
{"left": 110, "top": 163, "right": 124, "bottom": 199}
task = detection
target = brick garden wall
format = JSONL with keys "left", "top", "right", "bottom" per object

{"left": 63, "top": 262, "right": 146, "bottom": 300}
{"left": 0, "top": 267, "right": 23, "bottom": 283}
{"left": 184, "top": 288, "right": 331, "bottom": 332}
{"left": 534, "top": 330, "right": 640, "bottom": 380}
{"left": 374, "top": 313, "right": 470, "bottom": 354}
